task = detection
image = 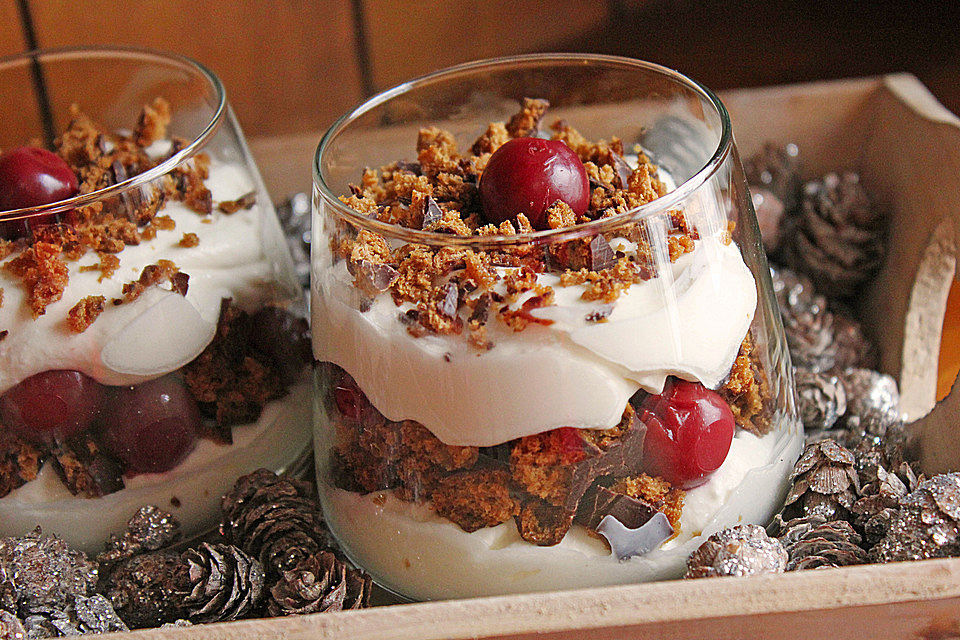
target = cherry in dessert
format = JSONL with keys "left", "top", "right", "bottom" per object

{"left": 100, "top": 375, "right": 200, "bottom": 475}
{"left": 640, "top": 379, "right": 735, "bottom": 489}
{"left": 248, "top": 307, "right": 311, "bottom": 386}
{"left": 333, "top": 374, "right": 371, "bottom": 422}
{"left": 0, "top": 146, "right": 79, "bottom": 238}
{"left": 479, "top": 137, "right": 589, "bottom": 230}
{"left": 0, "top": 370, "right": 103, "bottom": 444}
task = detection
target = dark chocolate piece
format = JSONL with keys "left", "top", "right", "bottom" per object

{"left": 421, "top": 196, "right": 443, "bottom": 229}
{"left": 576, "top": 484, "right": 657, "bottom": 531}
{"left": 354, "top": 260, "right": 399, "bottom": 293}
{"left": 516, "top": 499, "right": 575, "bottom": 546}
{"left": 437, "top": 282, "right": 459, "bottom": 318}
{"left": 395, "top": 160, "right": 422, "bottom": 175}
{"left": 612, "top": 152, "right": 634, "bottom": 189}
{"left": 589, "top": 235, "right": 616, "bottom": 271}
{"left": 469, "top": 292, "right": 491, "bottom": 325}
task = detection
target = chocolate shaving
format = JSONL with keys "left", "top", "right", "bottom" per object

{"left": 589, "top": 235, "right": 616, "bottom": 271}
{"left": 469, "top": 292, "right": 491, "bottom": 325}
{"left": 516, "top": 500, "right": 575, "bottom": 546}
{"left": 395, "top": 160, "right": 421, "bottom": 175}
{"left": 421, "top": 196, "right": 444, "bottom": 230}
{"left": 171, "top": 271, "right": 190, "bottom": 296}
{"left": 437, "top": 282, "right": 459, "bottom": 318}
{"left": 612, "top": 153, "right": 634, "bottom": 189}
{"left": 576, "top": 484, "right": 657, "bottom": 531}
{"left": 355, "top": 260, "right": 399, "bottom": 294}
{"left": 218, "top": 191, "right": 257, "bottom": 214}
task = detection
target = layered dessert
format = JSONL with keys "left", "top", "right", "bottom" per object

{"left": 313, "top": 99, "right": 802, "bottom": 599}
{"left": 0, "top": 99, "right": 311, "bottom": 550}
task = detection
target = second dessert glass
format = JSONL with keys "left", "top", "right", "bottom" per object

{"left": 0, "top": 47, "right": 311, "bottom": 551}
{"left": 312, "top": 54, "right": 802, "bottom": 600}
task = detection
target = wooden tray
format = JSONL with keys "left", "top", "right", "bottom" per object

{"left": 113, "top": 74, "right": 960, "bottom": 639}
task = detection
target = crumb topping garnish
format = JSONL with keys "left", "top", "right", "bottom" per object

{"left": 333, "top": 98, "right": 708, "bottom": 344}
{"left": 67, "top": 295, "right": 106, "bottom": 333}
{"left": 113, "top": 259, "right": 188, "bottom": 305}
{"left": 0, "top": 98, "right": 219, "bottom": 331}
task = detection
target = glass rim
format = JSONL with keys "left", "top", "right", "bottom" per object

{"left": 314, "top": 53, "right": 733, "bottom": 248}
{"left": 0, "top": 45, "right": 226, "bottom": 222}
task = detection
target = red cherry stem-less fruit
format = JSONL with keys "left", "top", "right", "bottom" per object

{"left": 99, "top": 375, "right": 201, "bottom": 475}
{"left": 0, "top": 370, "right": 104, "bottom": 444}
{"left": 640, "top": 379, "right": 735, "bottom": 489}
{"left": 0, "top": 146, "right": 79, "bottom": 238}
{"left": 479, "top": 137, "right": 589, "bottom": 230}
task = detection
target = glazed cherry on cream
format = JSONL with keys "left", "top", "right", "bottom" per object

{"left": 0, "top": 370, "right": 103, "bottom": 444}
{"left": 640, "top": 379, "right": 735, "bottom": 489}
{"left": 479, "top": 137, "right": 589, "bottom": 230}
{"left": 99, "top": 376, "right": 200, "bottom": 475}
{"left": 0, "top": 146, "right": 79, "bottom": 238}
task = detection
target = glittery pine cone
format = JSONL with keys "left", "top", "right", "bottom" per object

{"left": 782, "top": 172, "right": 884, "bottom": 299}
{"left": 180, "top": 543, "right": 264, "bottom": 624}
{"left": 772, "top": 515, "right": 868, "bottom": 570}
{"left": 0, "top": 610, "right": 26, "bottom": 639}
{"left": 745, "top": 143, "right": 802, "bottom": 213}
{"left": 20, "top": 594, "right": 128, "bottom": 638}
{"left": 870, "top": 473, "right": 960, "bottom": 563}
{"left": 266, "top": 551, "right": 371, "bottom": 616}
{"left": 0, "top": 528, "right": 97, "bottom": 616}
{"left": 98, "top": 505, "right": 182, "bottom": 569}
{"left": 841, "top": 368, "right": 902, "bottom": 442}
{"left": 782, "top": 440, "right": 860, "bottom": 522}
{"left": 103, "top": 550, "right": 188, "bottom": 629}
{"left": 771, "top": 267, "right": 838, "bottom": 373}
{"left": 221, "top": 469, "right": 333, "bottom": 578}
{"left": 795, "top": 368, "right": 847, "bottom": 431}
{"left": 684, "top": 524, "right": 787, "bottom": 579}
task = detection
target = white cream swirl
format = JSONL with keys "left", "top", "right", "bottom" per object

{"left": 0, "top": 160, "right": 296, "bottom": 394}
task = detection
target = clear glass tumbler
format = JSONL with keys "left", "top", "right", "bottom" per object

{"left": 312, "top": 54, "right": 802, "bottom": 600}
{"left": 0, "top": 47, "right": 311, "bottom": 551}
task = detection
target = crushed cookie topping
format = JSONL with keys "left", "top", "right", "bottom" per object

{"left": 67, "top": 295, "right": 106, "bottom": 333}
{"left": 333, "top": 98, "right": 710, "bottom": 345}
{"left": 113, "top": 259, "right": 188, "bottom": 305}
{"left": 1, "top": 98, "right": 215, "bottom": 327}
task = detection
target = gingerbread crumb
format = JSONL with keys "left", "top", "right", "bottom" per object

{"left": 610, "top": 473, "right": 685, "bottom": 529}
{"left": 218, "top": 191, "right": 257, "bottom": 214}
{"left": 78, "top": 253, "right": 120, "bottom": 282}
{"left": 4, "top": 241, "right": 68, "bottom": 317}
{"left": 179, "top": 232, "right": 199, "bottom": 248}
{"left": 67, "top": 295, "right": 106, "bottom": 333}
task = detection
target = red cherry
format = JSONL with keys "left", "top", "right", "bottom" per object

{"left": 99, "top": 376, "right": 200, "bottom": 475}
{"left": 333, "top": 375, "right": 370, "bottom": 422}
{"left": 479, "top": 137, "right": 589, "bottom": 230}
{"left": 248, "top": 307, "right": 311, "bottom": 386}
{"left": 0, "top": 370, "right": 103, "bottom": 444}
{"left": 640, "top": 379, "right": 735, "bottom": 489}
{"left": 0, "top": 146, "right": 79, "bottom": 239}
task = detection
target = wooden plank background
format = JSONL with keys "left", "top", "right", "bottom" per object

{"left": 4, "top": 0, "right": 959, "bottom": 140}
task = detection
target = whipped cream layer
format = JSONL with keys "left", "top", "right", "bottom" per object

{"left": 0, "top": 159, "right": 296, "bottom": 394}
{"left": 0, "top": 382, "right": 311, "bottom": 552}
{"left": 321, "top": 424, "right": 803, "bottom": 600}
{"left": 313, "top": 233, "right": 756, "bottom": 447}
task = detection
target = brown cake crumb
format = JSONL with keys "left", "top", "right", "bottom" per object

{"left": 610, "top": 474, "right": 685, "bottom": 530}
{"left": 0, "top": 431, "right": 42, "bottom": 499}
{"left": 506, "top": 98, "right": 550, "bottom": 138}
{"left": 4, "top": 241, "right": 68, "bottom": 317}
{"left": 179, "top": 232, "right": 199, "bottom": 248}
{"left": 114, "top": 259, "right": 183, "bottom": 305}
{"left": 52, "top": 435, "right": 123, "bottom": 498}
{"left": 78, "top": 253, "right": 120, "bottom": 282}
{"left": 721, "top": 335, "right": 772, "bottom": 435}
{"left": 516, "top": 499, "right": 575, "bottom": 546}
{"left": 134, "top": 97, "right": 172, "bottom": 147}
{"left": 154, "top": 215, "right": 176, "bottom": 231}
{"left": 431, "top": 469, "right": 520, "bottom": 532}
{"left": 67, "top": 295, "right": 106, "bottom": 333}
{"left": 218, "top": 191, "right": 257, "bottom": 214}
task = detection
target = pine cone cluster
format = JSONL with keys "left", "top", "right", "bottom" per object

{"left": 104, "top": 550, "right": 188, "bottom": 629}
{"left": 181, "top": 543, "right": 264, "bottom": 623}
{"left": 685, "top": 524, "right": 787, "bottom": 579}
{"left": 870, "top": 473, "right": 960, "bottom": 563}
{"left": 771, "top": 515, "right": 867, "bottom": 570}
{"left": 20, "top": 594, "right": 128, "bottom": 638}
{"left": 98, "top": 505, "right": 182, "bottom": 569}
{"left": 842, "top": 368, "right": 903, "bottom": 442}
{"left": 795, "top": 369, "right": 847, "bottom": 432}
{"left": 267, "top": 551, "right": 371, "bottom": 616}
{"left": 781, "top": 172, "right": 885, "bottom": 299}
{"left": 783, "top": 440, "right": 860, "bottom": 522}
{"left": 221, "top": 469, "right": 333, "bottom": 578}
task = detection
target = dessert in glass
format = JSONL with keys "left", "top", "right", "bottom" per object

{"left": 312, "top": 54, "right": 803, "bottom": 600}
{"left": 0, "top": 47, "right": 311, "bottom": 551}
